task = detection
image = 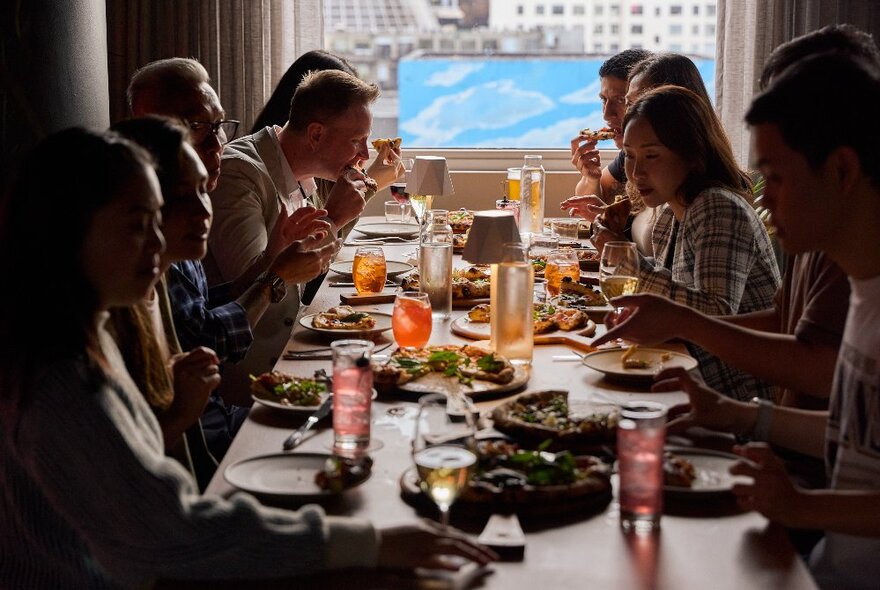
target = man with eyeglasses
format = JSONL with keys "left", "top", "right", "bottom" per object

{"left": 127, "top": 58, "right": 338, "bottom": 457}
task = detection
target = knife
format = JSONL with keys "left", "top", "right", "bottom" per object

{"left": 282, "top": 395, "right": 334, "bottom": 451}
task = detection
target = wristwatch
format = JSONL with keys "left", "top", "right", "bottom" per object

{"left": 256, "top": 271, "right": 286, "bottom": 303}
{"left": 748, "top": 396, "right": 774, "bottom": 442}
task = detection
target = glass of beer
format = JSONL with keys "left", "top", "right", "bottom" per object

{"left": 506, "top": 167, "right": 521, "bottom": 202}
{"left": 544, "top": 249, "right": 580, "bottom": 297}
{"left": 413, "top": 393, "right": 477, "bottom": 528}
{"left": 352, "top": 246, "right": 387, "bottom": 294}
{"left": 392, "top": 291, "right": 432, "bottom": 348}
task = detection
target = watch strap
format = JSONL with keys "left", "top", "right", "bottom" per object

{"left": 748, "top": 397, "right": 774, "bottom": 442}
{"left": 256, "top": 271, "right": 286, "bottom": 303}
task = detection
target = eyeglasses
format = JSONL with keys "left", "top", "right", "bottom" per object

{"left": 187, "top": 119, "right": 240, "bottom": 146}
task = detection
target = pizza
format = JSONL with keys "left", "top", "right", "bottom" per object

{"left": 553, "top": 278, "right": 607, "bottom": 307}
{"left": 620, "top": 345, "right": 672, "bottom": 370}
{"left": 462, "top": 439, "right": 613, "bottom": 508}
{"left": 400, "top": 267, "right": 491, "bottom": 301}
{"left": 663, "top": 451, "right": 697, "bottom": 488}
{"left": 249, "top": 371, "right": 326, "bottom": 407}
{"left": 452, "top": 232, "right": 468, "bottom": 252}
{"left": 579, "top": 127, "right": 617, "bottom": 141}
{"left": 312, "top": 305, "right": 376, "bottom": 330}
{"left": 370, "top": 137, "right": 402, "bottom": 152}
{"left": 597, "top": 196, "right": 632, "bottom": 235}
{"left": 466, "top": 302, "right": 590, "bottom": 335}
{"left": 490, "top": 390, "right": 619, "bottom": 447}
{"left": 347, "top": 165, "right": 378, "bottom": 194}
{"left": 372, "top": 344, "right": 515, "bottom": 390}
{"left": 448, "top": 208, "right": 474, "bottom": 233}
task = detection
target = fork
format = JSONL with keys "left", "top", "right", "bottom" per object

{"left": 344, "top": 237, "right": 418, "bottom": 246}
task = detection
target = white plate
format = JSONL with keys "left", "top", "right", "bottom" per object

{"left": 251, "top": 391, "right": 330, "bottom": 413}
{"left": 329, "top": 260, "right": 414, "bottom": 278}
{"left": 224, "top": 453, "right": 366, "bottom": 499}
{"left": 664, "top": 446, "right": 752, "bottom": 495}
{"left": 354, "top": 222, "right": 420, "bottom": 238}
{"left": 450, "top": 314, "right": 595, "bottom": 340}
{"left": 398, "top": 365, "right": 530, "bottom": 399}
{"left": 299, "top": 311, "right": 393, "bottom": 338}
{"left": 252, "top": 390, "right": 378, "bottom": 413}
{"left": 582, "top": 347, "right": 697, "bottom": 380}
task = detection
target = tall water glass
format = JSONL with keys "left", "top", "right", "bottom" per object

{"left": 491, "top": 243, "right": 534, "bottom": 366}
{"left": 519, "top": 155, "right": 545, "bottom": 236}
{"left": 618, "top": 401, "right": 667, "bottom": 534}
{"left": 419, "top": 242, "right": 453, "bottom": 320}
{"left": 332, "top": 340, "right": 374, "bottom": 457}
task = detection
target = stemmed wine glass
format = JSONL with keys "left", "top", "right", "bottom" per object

{"left": 599, "top": 241, "right": 641, "bottom": 318}
{"left": 412, "top": 393, "right": 477, "bottom": 529}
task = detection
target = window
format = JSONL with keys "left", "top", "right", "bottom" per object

{"left": 323, "top": 0, "right": 717, "bottom": 148}
{"left": 594, "top": 4, "right": 603, "bottom": 15}
{"left": 552, "top": 5, "right": 564, "bottom": 15}
{"left": 706, "top": 24, "right": 716, "bottom": 35}
{"left": 630, "top": 4, "right": 643, "bottom": 15}
{"left": 517, "top": 5, "right": 524, "bottom": 15}
{"left": 670, "top": 5, "right": 682, "bottom": 15}
{"left": 693, "top": 5, "right": 700, "bottom": 15}
{"left": 692, "top": 24, "right": 700, "bottom": 35}
{"left": 670, "top": 43, "right": 682, "bottom": 51}
{"left": 707, "top": 4, "right": 716, "bottom": 16}
{"left": 670, "top": 24, "right": 682, "bottom": 35}
{"left": 536, "top": 4, "right": 545, "bottom": 15}
{"left": 573, "top": 5, "right": 585, "bottom": 16}
{"left": 655, "top": 7, "right": 661, "bottom": 15}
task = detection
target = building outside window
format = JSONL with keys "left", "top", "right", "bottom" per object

{"left": 323, "top": 0, "right": 717, "bottom": 148}
{"left": 552, "top": 5, "right": 564, "bottom": 15}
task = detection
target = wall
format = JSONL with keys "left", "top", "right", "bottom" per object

{"left": 1, "top": 0, "right": 109, "bottom": 191}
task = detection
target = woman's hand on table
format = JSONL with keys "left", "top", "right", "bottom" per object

{"left": 729, "top": 443, "right": 806, "bottom": 527}
{"left": 560, "top": 194, "right": 604, "bottom": 222}
{"left": 593, "top": 293, "right": 689, "bottom": 347}
{"left": 377, "top": 520, "right": 498, "bottom": 571}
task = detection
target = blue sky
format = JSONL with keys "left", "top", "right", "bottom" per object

{"left": 399, "top": 57, "right": 716, "bottom": 148}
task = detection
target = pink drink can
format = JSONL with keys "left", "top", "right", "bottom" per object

{"left": 331, "top": 340, "right": 374, "bottom": 457}
{"left": 617, "top": 401, "right": 667, "bottom": 534}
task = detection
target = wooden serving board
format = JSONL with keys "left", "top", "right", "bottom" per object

{"left": 339, "top": 292, "right": 396, "bottom": 306}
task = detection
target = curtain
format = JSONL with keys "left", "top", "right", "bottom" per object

{"left": 106, "top": 0, "right": 323, "bottom": 129}
{"left": 716, "top": 0, "right": 880, "bottom": 168}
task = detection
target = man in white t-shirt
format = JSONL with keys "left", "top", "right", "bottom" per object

{"left": 633, "top": 53, "right": 880, "bottom": 590}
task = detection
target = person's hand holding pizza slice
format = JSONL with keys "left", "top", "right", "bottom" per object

{"left": 590, "top": 196, "right": 632, "bottom": 252}
{"left": 367, "top": 136, "right": 404, "bottom": 189}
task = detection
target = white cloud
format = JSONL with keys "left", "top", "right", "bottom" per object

{"left": 424, "top": 63, "right": 485, "bottom": 87}
{"left": 472, "top": 111, "right": 607, "bottom": 148}
{"left": 401, "top": 80, "right": 555, "bottom": 145}
{"left": 559, "top": 79, "right": 602, "bottom": 104}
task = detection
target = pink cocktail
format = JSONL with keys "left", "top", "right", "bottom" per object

{"left": 617, "top": 401, "right": 667, "bottom": 533}
{"left": 331, "top": 340, "right": 374, "bottom": 456}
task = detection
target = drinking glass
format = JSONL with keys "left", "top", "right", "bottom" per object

{"left": 392, "top": 291, "right": 432, "bottom": 348}
{"left": 551, "top": 218, "right": 581, "bottom": 240}
{"left": 332, "top": 340, "right": 374, "bottom": 457}
{"left": 352, "top": 246, "right": 387, "bottom": 294}
{"left": 618, "top": 401, "right": 667, "bottom": 534}
{"left": 412, "top": 393, "right": 478, "bottom": 528}
{"left": 545, "top": 248, "right": 580, "bottom": 297}
{"left": 385, "top": 200, "right": 406, "bottom": 223}
{"left": 599, "top": 241, "right": 640, "bottom": 314}
{"left": 529, "top": 234, "right": 559, "bottom": 258}
{"left": 506, "top": 167, "right": 522, "bottom": 202}
{"left": 491, "top": 242, "right": 534, "bottom": 366}
{"left": 390, "top": 158, "right": 414, "bottom": 209}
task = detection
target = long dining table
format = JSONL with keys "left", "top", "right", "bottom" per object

{"left": 203, "top": 217, "right": 818, "bottom": 590}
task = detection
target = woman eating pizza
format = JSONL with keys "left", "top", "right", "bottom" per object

{"left": 597, "top": 85, "right": 781, "bottom": 401}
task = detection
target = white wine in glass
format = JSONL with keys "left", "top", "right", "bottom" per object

{"left": 412, "top": 393, "right": 477, "bottom": 528}
{"left": 599, "top": 241, "right": 640, "bottom": 315}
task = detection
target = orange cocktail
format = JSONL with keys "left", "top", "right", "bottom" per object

{"left": 352, "top": 246, "right": 387, "bottom": 294}
{"left": 545, "top": 250, "right": 580, "bottom": 296}
{"left": 392, "top": 291, "right": 432, "bottom": 347}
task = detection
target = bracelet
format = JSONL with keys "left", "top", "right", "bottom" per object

{"left": 748, "top": 396, "right": 774, "bottom": 442}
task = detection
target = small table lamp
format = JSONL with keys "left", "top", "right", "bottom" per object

{"left": 405, "top": 156, "right": 455, "bottom": 225}
{"left": 461, "top": 210, "right": 522, "bottom": 264}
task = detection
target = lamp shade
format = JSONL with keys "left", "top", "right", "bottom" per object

{"left": 405, "top": 156, "right": 454, "bottom": 196}
{"left": 462, "top": 210, "right": 522, "bottom": 264}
